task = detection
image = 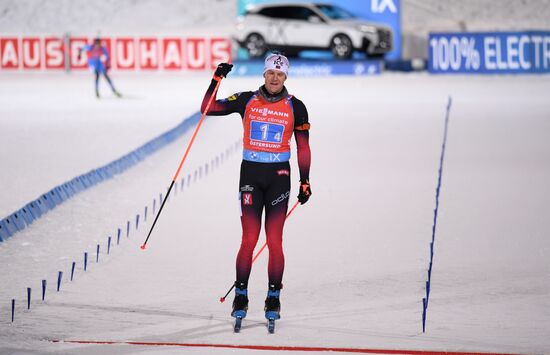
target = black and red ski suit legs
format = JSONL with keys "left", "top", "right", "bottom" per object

{"left": 238, "top": 160, "right": 290, "bottom": 287}
{"left": 201, "top": 78, "right": 311, "bottom": 289}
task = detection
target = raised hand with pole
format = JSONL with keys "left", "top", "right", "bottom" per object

{"left": 140, "top": 63, "right": 233, "bottom": 250}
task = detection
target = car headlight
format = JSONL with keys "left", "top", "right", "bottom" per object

{"left": 358, "top": 25, "right": 376, "bottom": 34}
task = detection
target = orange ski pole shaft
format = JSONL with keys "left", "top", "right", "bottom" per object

{"left": 141, "top": 78, "right": 223, "bottom": 250}
{"left": 219, "top": 200, "right": 300, "bottom": 302}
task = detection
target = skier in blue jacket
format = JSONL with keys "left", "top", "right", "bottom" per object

{"left": 78, "top": 38, "right": 121, "bottom": 98}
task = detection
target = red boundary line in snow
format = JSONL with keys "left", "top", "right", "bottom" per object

{"left": 49, "top": 340, "right": 527, "bottom": 355}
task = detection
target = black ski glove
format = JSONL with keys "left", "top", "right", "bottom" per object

{"left": 297, "top": 179, "right": 312, "bottom": 205}
{"left": 214, "top": 62, "right": 233, "bottom": 79}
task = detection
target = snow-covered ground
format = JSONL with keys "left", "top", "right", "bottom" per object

{"left": 1, "top": 70, "right": 550, "bottom": 354}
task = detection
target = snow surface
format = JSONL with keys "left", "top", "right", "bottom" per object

{"left": 1, "top": 71, "right": 550, "bottom": 354}
{"left": 1, "top": 1, "right": 550, "bottom": 353}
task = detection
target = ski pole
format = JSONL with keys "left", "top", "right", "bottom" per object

{"left": 219, "top": 199, "right": 300, "bottom": 303}
{"left": 140, "top": 78, "right": 223, "bottom": 250}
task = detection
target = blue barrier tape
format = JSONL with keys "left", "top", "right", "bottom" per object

{"left": 0, "top": 111, "right": 202, "bottom": 242}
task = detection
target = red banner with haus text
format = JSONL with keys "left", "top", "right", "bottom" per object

{"left": 0, "top": 35, "right": 231, "bottom": 71}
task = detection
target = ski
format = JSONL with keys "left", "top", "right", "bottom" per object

{"left": 265, "top": 310, "right": 279, "bottom": 334}
{"left": 232, "top": 308, "right": 247, "bottom": 333}
{"left": 234, "top": 316, "right": 243, "bottom": 333}
{"left": 267, "top": 318, "right": 276, "bottom": 333}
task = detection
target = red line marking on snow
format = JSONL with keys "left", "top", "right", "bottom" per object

{"left": 49, "top": 340, "right": 528, "bottom": 355}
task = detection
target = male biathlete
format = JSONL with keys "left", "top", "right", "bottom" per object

{"left": 201, "top": 54, "right": 312, "bottom": 331}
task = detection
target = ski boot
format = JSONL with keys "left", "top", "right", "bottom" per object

{"left": 231, "top": 281, "right": 248, "bottom": 332}
{"left": 264, "top": 283, "right": 281, "bottom": 333}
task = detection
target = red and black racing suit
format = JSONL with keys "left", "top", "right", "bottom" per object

{"left": 201, "top": 79, "right": 311, "bottom": 289}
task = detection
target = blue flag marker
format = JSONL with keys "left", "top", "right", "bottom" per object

{"left": 71, "top": 262, "right": 76, "bottom": 281}
{"left": 422, "top": 298, "right": 427, "bottom": 333}
{"left": 57, "top": 271, "right": 63, "bottom": 291}
{"left": 42, "top": 280, "right": 46, "bottom": 301}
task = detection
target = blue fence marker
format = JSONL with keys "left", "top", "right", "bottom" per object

{"left": 42, "top": 193, "right": 55, "bottom": 209}
{"left": 20, "top": 207, "right": 34, "bottom": 225}
{"left": 42, "top": 280, "right": 46, "bottom": 301}
{"left": 5, "top": 217, "right": 18, "bottom": 235}
{"left": 180, "top": 178, "right": 185, "bottom": 191}
{"left": 28, "top": 201, "right": 42, "bottom": 219}
{"left": 144, "top": 206, "right": 148, "bottom": 222}
{"left": 160, "top": 193, "right": 163, "bottom": 205}
{"left": 0, "top": 219, "right": 10, "bottom": 240}
{"left": 117, "top": 228, "right": 121, "bottom": 245}
{"left": 11, "top": 299, "right": 15, "bottom": 322}
{"left": 84, "top": 252, "right": 88, "bottom": 271}
{"left": 96, "top": 244, "right": 100, "bottom": 263}
{"left": 126, "top": 220, "right": 130, "bottom": 237}
{"left": 107, "top": 236, "right": 112, "bottom": 254}
{"left": 135, "top": 214, "right": 140, "bottom": 230}
{"left": 36, "top": 198, "right": 49, "bottom": 214}
{"left": 71, "top": 261, "right": 76, "bottom": 281}
{"left": 57, "top": 271, "right": 63, "bottom": 291}
{"left": 27, "top": 288, "right": 31, "bottom": 309}
{"left": 153, "top": 198, "right": 157, "bottom": 215}
{"left": 61, "top": 183, "right": 73, "bottom": 199}
{"left": 9, "top": 213, "right": 26, "bottom": 232}
{"left": 55, "top": 186, "right": 67, "bottom": 201}
{"left": 49, "top": 189, "right": 62, "bottom": 205}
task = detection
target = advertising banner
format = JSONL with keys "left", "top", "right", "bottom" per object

{"left": 428, "top": 31, "right": 550, "bottom": 74}
{"left": 0, "top": 36, "right": 232, "bottom": 72}
{"left": 237, "top": 0, "right": 401, "bottom": 60}
{"left": 231, "top": 59, "right": 381, "bottom": 76}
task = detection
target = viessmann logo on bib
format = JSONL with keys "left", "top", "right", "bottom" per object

{"left": 250, "top": 107, "right": 289, "bottom": 118}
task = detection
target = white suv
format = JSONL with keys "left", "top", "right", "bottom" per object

{"left": 234, "top": 3, "right": 393, "bottom": 59}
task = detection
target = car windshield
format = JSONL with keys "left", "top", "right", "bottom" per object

{"left": 314, "top": 4, "right": 356, "bottom": 19}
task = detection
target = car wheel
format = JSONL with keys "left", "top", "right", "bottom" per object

{"left": 330, "top": 34, "right": 353, "bottom": 59}
{"left": 245, "top": 33, "right": 266, "bottom": 58}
